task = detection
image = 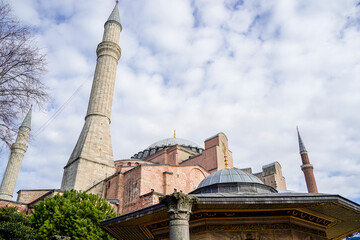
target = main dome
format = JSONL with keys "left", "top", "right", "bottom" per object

{"left": 146, "top": 138, "right": 202, "bottom": 149}
{"left": 131, "top": 137, "right": 203, "bottom": 160}
{"left": 197, "top": 168, "right": 263, "bottom": 189}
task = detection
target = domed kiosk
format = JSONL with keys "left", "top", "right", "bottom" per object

{"left": 102, "top": 136, "right": 360, "bottom": 240}
{"left": 102, "top": 165, "right": 360, "bottom": 240}
{"left": 192, "top": 168, "right": 277, "bottom": 194}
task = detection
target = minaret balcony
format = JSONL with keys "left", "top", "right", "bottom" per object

{"left": 301, "top": 164, "right": 314, "bottom": 170}
{"left": 96, "top": 41, "right": 121, "bottom": 60}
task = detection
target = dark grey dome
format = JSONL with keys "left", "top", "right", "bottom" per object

{"left": 147, "top": 138, "right": 201, "bottom": 149}
{"left": 197, "top": 168, "right": 264, "bottom": 188}
{"left": 193, "top": 168, "right": 277, "bottom": 194}
{"left": 131, "top": 138, "right": 203, "bottom": 160}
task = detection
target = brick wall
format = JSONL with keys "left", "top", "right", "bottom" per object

{"left": 0, "top": 200, "right": 28, "bottom": 214}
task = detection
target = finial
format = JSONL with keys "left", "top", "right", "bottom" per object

{"left": 174, "top": 130, "right": 176, "bottom": 138}
{"left": 116, "top": 0, "right": 119, "bottom": 3}
{"left": 222, "top": 143, "right": 229, "bottom": 169}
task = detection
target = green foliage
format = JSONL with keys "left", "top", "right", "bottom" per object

{"left": 0, "top": 206, "right": 35, "bottom": 240}
{"left": 31, "top": 190, "right": 116, "bottom": 240}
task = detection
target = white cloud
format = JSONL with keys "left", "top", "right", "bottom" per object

{"left": 1, "top": 0, "right": 360, "bottom": 203}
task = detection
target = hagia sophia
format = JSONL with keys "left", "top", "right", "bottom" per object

{"left": 0, "top": 2, "right": 359, "bottom": 239}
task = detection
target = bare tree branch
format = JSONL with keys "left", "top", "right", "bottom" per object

{"left": 0, "top": 1, "right": 49, "bottom": 150}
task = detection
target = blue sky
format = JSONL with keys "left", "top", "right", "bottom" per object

{"left": 1, "top": 0, "right": 360, "bottom": 204}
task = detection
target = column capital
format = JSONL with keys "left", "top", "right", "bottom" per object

{"left": 160, "top": 192, "right": 198, "bottom": 221}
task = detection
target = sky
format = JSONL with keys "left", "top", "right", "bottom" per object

{"left": 1, "top": 0, "right": 360, "bottom": 203}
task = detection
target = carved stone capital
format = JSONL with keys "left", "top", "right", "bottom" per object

{"left": 160, "top": 192, "right": 198, "bottom": 221}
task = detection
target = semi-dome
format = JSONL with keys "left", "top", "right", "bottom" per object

{"left": 146, "top": 138, "right": 202, "bottom": 149}
{"left": 197, "top": 168, "right": 263, "bottom": 188}
{"left": 192, "top": 168, "right": 277, "bottom": 194}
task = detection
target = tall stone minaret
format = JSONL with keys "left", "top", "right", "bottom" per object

{"left": 61, "top": 2, "right": 121, "bottom": 191}
{"left": 297, "top": 127, "right": 318, "bottom": 193}
{"left": 0, "top": 107, "right": 32, "bottom": 200}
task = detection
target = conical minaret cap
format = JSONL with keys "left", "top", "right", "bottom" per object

{"left": 106, "top": 2, "right": 121, "bottom": 25}
{"left": 297, "top": 126, "right": 307, "bottom": 153}
{"left": 20, "top": 106, "right": 32, "bottom": 130}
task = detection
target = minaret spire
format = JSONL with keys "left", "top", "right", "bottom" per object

{"left": 107, "top": 1, "right": 121, "bottom": 26}
{"left": 297, "top": 127, "right": 318, "bottom": 193}
{"left": 297, "top": 126, "right": 307, "bottom": 153}
{"left": 61, "top": 3, "right": 122, "bottom": 191}
{"left": 0, "top": 107, "right": 32, "bottom": 200}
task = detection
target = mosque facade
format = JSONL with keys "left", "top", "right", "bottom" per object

{"left": 0, "top": 2, "right": 360, "bottom": 239}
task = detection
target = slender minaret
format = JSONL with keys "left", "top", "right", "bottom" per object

{"left": 61, "top": 2, "right": 121, "bottom": 191}
{"left": 297, "top": 127, "right": 318, "bottom": 193}
{"left": 0, "top": 107, "right": 32, "bottom": 200}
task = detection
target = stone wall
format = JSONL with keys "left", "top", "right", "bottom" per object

{"left": 17, "top": 189, "right": 54, "bottom": 203}
{"left": 248, "top": 161, "right": 287, "bottom": 190}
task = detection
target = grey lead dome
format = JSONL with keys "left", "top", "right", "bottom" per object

{"left": 147, "top": 138, "right": 202, "bottom": 150}
{"left": 131, "top": 137, "right": 203, "bottom": 160}
{"left": 197, "top": 168, "right": 263, "bottom": 189}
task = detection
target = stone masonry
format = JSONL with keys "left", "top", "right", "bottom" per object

{"left": 253, "top": 161, "right": 287, "bottom": 190}
{"left": 0, "top": 107, "right": 32, "bottom": 200}
{"left": 61, "top": 4, "right": 121, "bottom": 191}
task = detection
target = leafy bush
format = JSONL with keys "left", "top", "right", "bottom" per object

{"left": 0, "top": 206, "right": 35, "bottom": 239}
{"left": 31, "top": 190, "right": 116, "bottom": 240}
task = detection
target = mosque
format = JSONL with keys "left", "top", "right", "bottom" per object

{"left": 0, "top": 2, "right": 360, "bottom": 239}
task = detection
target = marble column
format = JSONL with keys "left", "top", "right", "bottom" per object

{"left": 160, "top": 191, "right": 198, "bottom": 240}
